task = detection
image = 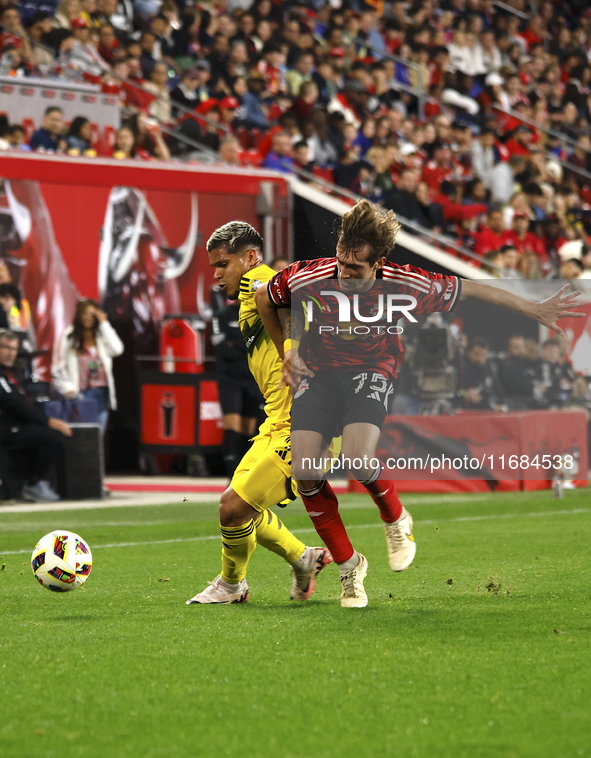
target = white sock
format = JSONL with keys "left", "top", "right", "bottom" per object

{"left": 220, "top": 578, "right": 240, "bottom": 590}
{"left": 338, "top": 551, "right": 359, "bottom": 573}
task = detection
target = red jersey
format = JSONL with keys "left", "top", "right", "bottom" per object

{"left": 474, "top": 228, "right": 505, "bottom": 257}
{"left": 501, "top": 230, "right": 546, "bottom": 257}
{"left": 421, "top": 160, "right": 464, "bottom": 193}
{"left": 268, "top": 258, "right": 461, "bottom": 381}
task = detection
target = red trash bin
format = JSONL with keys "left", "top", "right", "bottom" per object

{"left": 159, "top": 317, "right": 204, "bottom": 374}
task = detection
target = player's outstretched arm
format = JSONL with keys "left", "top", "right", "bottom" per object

{"left": 460, "top": 280, "right": 584, "bottom": 337}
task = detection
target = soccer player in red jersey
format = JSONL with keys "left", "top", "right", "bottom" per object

{"left": 257, "top": 200, "right": 582, "bottom": 608}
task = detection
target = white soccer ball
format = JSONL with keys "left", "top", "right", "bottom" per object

{"left": 31, "top": 531, "right": 93, "bottom": 592}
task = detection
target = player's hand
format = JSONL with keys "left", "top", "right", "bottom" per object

{"left": 93, "top": 306, "right": 108, "bottom": 322}
{"left": 535, "top": 284, "right": 584, "bottom": 337}
{"left": 48, "top": 418, "right": 73, "bottom": 437}
{"left": 280, "top": 348, "right": 314, "bottom": 388}
{"left": 465, "top": 389, "right": 482, "bottom": 404}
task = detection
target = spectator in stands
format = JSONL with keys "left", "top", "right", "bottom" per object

{"left": 97, "top": 24, "right": 119, "bottom": 64}
{"left": 218, "top": 97, "right": 239, "bottom": 133}
{"left": 498, "top": 335, "right": 540, "bottom": 410}
{"left": 474, "top": 209, "right": 506, "bottom": 257}
{"left": 26, "top": 11, "right": 55, "bottom": 72}
{"left": 52, "top": 299, "right": 124, "bottom": 435}
{"left": 0, "top": 330, "right": 71, "bottom": 503}
{"left": 238, "top": 71, "right": 269, "bottom": 130}
{"left": 490, "top": 155, "right": 527, "bottom": 205}
{"left": 292, "top": 140, "right": 313, "bottom": 174}
{"left": 501, "top": 212, "right": 546, "bottom": 259}
{"left": 0, "top": 5, "right": 31, "bottom": 64}
{"left": 421, "top": 141, "right": 458, "bottom": 193}
{"left": 170, "top": 68, "right": 201, "bottom": 116}
{"left": 53, "top": 0, "right": 83, "bottom": 30}
{"left": 139, "top": 31, "right": 158, "bottom": 76}
{"left": 145, "top": 62, "right": 172, "bottom": 123}
{"left": 4, "top": 125, "right": 29, "bottom": 151}
{"left": 516, "top": 251, "right": 543, "bottom": 280}
{"left": 471, "top": 128, "right": 496, "bottom": 188}
{"left": 456, "top": 337, "right": 502, "bottom": 411}
{"left": 539, "top": 338, "right": 576, "bottom": 408}
{"left": 286, "top": 51, "right": 314, "bottom": 97}
{"left": 96, "top": 0, "right": 132, "bottom": 36}
{"left": 124, "top": 112, "right": 170, "bottom": 161}
{"left": 261, "top": 131, "right": 295, "bottom": 173}
{"left": 112, "top": 126, "right": 135, "bottom": 159}
{"left": 218, "top": 136, "right": 240, "bottom": 167}
{"left": 65, "top": 116, "right": 93, "bottom": 154}
{"left": 29, "top": 107, "right": 66, "bottom": 152}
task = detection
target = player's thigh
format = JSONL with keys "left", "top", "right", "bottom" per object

{"left": 291, "top": 429, "right": 326, "bottom": 483}
{"left": 291, "top": 372, "right": 342, "bottom": 443}
{"left": 231, "top": 444, "right": 293, "bottom": 512}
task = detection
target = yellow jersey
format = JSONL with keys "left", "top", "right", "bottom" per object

{"left": 238, "top": 264, "right": 290, "bottom": 427}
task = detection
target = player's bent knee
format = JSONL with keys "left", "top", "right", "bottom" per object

{"left": 219, "top": 488, "right": 259, "bottom": 526}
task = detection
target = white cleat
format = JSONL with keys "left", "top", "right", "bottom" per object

{"left": 384, "top": 507, "right": 416, "bottom": 571}
{"left": 290, "top": 546, "right": 333, "bottom": 601}
{"left": 339, "top": 553, "right": 368, "bottom": 608}
{"left": 185, "top": 575, "right": 249, "bottom": 605}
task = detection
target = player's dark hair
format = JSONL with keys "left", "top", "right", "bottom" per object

{"left": 207, "top": 221, "right": 263, "bottom": 255}
{"left": 338, "top": 200, "right": 400, "bottom": 264}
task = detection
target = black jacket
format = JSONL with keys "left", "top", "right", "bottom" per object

{"left": 0, "top": 366, "right": 49, "bottom": 433}
{"left": 211, "top": 302, "right": 253, "bottom": 383}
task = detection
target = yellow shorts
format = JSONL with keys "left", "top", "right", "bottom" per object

{"left": 230, "top": 418, "right": 294, "bottom": 512}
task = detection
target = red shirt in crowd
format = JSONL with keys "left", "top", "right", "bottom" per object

{"left": 421, "top": 160, "right": 457, "bottom": 192}
{"left": 501, "top": 230, "right": 546, "bottom": 257}
{"left": 473, "top": 228, "right": 505, "bottom": 256}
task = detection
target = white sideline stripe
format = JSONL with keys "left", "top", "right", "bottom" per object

{"left": 2, "top": 508, "right": 588, "bottom": 556}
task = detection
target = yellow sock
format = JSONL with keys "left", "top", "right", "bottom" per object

{"left": 220, "top": 520, "right": 256, "bottom": 584}
{"left": 255, "top": 510, "right": 305, "bottom": 565}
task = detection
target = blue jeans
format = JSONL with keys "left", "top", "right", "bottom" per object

{"left": 81, "top": 386, "right": 110, "bottom": 436}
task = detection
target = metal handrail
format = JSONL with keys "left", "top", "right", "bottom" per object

{"left": 492, "top": 0, "right": 529, "bottom": 19}
{"left": 493, "top": 105, "right": 591, "bottom": 155}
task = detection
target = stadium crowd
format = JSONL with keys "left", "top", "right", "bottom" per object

{"left": 2, "top": 0, "right": 591, "bottom": 274}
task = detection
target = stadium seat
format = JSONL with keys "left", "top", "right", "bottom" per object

{"left": 21, "top": 117, "right": 35, "bottom": 140}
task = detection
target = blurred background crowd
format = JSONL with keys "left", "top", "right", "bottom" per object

{"left": 2, "top": 0, "right": 591, "bottom": 277}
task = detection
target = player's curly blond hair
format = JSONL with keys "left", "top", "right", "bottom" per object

{"left": 337, "top": 200, "right": 401, "bottom": 264}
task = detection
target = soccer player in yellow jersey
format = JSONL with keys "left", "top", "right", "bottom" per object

{"left": 186, "top": 221, "right": 332, "bottom": 604}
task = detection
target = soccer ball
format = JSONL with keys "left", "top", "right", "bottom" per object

{"left": 31, "top": 531, "right": 93, "bottom": 592}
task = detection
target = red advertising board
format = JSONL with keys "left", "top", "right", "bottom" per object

{"left": 0, "top": 153, "right": 289, "bottom": 380}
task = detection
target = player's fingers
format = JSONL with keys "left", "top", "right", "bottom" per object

{"left": 560, "top": 310, "right": 585, "bottom": 318}
{"left": 548, "top": 321, "right": 565, "bottom": 336}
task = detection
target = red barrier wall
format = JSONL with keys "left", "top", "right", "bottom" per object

{"left": 349, "top": 410, "right": 588, "bottom": 493}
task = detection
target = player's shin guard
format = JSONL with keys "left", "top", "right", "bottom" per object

{"left": 358, "top": 467, "right": 403, "bottom": 524}
{"left": 220, "top": 520, "right": 256, "bottom": 584}
{"left": 254, "top": 510, "right": 306, "bottom": 564}
{"left": 300, "top": 480, "right": 354, "bottom": 564}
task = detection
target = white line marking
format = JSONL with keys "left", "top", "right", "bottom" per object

{"left": 2, "top": 508, "right": 588, "bottom": 556}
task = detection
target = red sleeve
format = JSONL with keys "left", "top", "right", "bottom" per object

{"left": 268, "top": 258, "right": 337, "bottom": 307}
{"left": 382, "top": 263, "right": 462, "bottom": 314}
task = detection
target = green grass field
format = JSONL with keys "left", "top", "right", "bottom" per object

{"left": 1, "top": 489, "right": 590, "bottom": 758}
